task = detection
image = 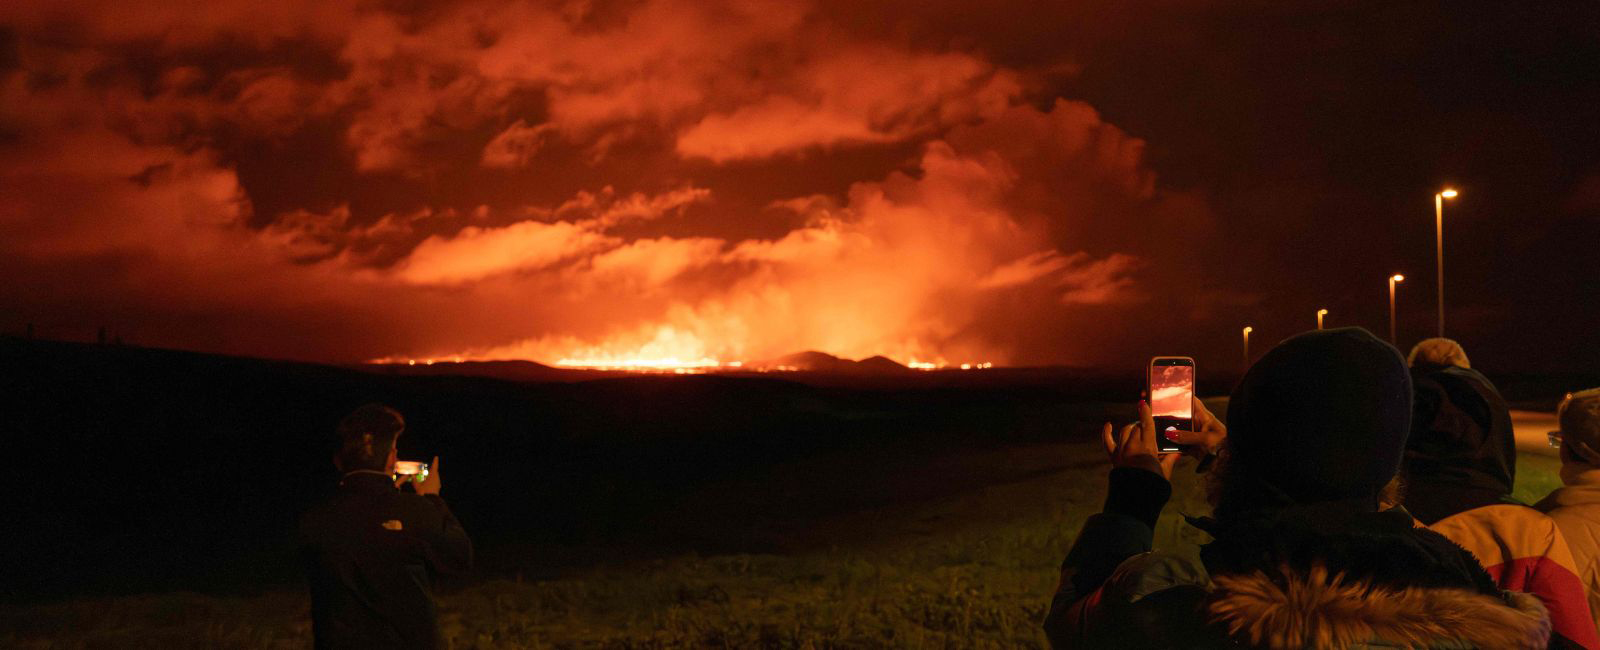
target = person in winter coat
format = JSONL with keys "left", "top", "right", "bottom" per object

{"left": 1430, "top": 504, "right": 1598, "bottom": 648}
{"left": 1043, "top": 328, "right": 1552, "bottom": 649}
{"left": 1402, "top": 338, "right": 1518, "bottom": 524}
{"left": 1398, "top": 341, "right": 1597, "bottom": 646}
{"left": 1537, "top": 388, "right": 1600, "bottom": 629}
{"left": 301, "top": 404, "right": 473, "bottom": 650}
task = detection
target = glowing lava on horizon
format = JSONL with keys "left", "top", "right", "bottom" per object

{"left": 552, "top": 358, "right": 742, "bottom": 373}
{"left": 373, "top": 355, "right": 997, "bottom": 373}
{"left": 370, "top": 322, "right": 993, "bottom": 373}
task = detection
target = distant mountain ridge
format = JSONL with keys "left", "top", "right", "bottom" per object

{"left": 365, "top": 359, "right": 577, "bottom": 382}
{"left": 747, "top": 351, "right": 910, "bottom": 373}
{"left": 359, "top": 350, "right": 912, "bottom": 381}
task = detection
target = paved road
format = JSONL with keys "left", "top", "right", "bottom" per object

{"left": 1512, "top": 410, "right": 1560, "bottom": 457}
{"left": 1210, "top": 398, "right": 1559, "bottom": 457}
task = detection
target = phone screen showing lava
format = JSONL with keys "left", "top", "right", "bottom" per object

{"left": 1150, "top": 362, "right": 1194, "bottom": 419}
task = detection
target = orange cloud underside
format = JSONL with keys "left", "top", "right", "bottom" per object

{"left": 0, "top": 0, "right": 1209, "bottom": 367}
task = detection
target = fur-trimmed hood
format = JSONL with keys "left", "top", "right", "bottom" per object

{"left": 1208, "top": 565, "right": 1551, "bottom": 649}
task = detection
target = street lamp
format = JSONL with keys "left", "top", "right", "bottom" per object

{"left": 1435, "top": 188, "right": 1458, "bottom": 337}
{"left": 1242, "top": 326, "right": 1253, "bottom": 369}
{"left": 1389, "top": 274, "right": 1405, "bottom": 345}
{"left": 1317, "top": 309, "right": 1328, "bottom": 330}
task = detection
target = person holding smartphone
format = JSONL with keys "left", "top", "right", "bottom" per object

{"left": 1537, "top": 389, "right": 1600, "bottom": 629}
{"left": 300, "top": 404, "right": 472, "bottom": 650}
{"left": 1043, "top": 328, "right": 1551, "bottom": 649}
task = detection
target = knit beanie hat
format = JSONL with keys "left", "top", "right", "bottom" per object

{"left": 1561, "top": 388, "right": 1600, "bottom": 453}
{"left": 1226, "top": 327, "right": 1413, "bottom": 509}
{"left": 1408, "top": 337, "right": 1471, "bottom": 368}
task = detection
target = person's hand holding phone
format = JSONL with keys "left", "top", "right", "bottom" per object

{"left": 1163, "top": 397, "right": 1227, "bottom": 462}
{"left": 1102, "top": 401, "right": 1181, "bottom": 480}
{"left": 414, "top": 455, "right": 442, "bottom": 497}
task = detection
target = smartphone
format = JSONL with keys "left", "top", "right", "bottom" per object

{"left": 393, "top": 460, "right": 429, "bottom": 484}
{"left": 1149, "top": 357, "right": 1195, "bottom": 453}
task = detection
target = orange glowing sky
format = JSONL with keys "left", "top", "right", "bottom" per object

{"left": 3, "top": 1, "right": 1598, "bottom": 372}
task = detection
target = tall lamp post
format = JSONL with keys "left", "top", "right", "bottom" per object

{"left": 1435, "top": 188, "right": 1458, "bottom": 337}
{"left": 1389, "top": 274, "right": 1405, "bottom": 345}
{"left": 1242, "top": 326, "right": 1253, "bottom": 369}
{"left": 1317, "top": 309, "right": 1328, "bottom": 330}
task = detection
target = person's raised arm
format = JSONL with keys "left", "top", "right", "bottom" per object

{"left": 414, "top": 456, "right": 473, "bottom": 576}
{"left": 1044, "top": 401, "right": 1182, "bottom": 646}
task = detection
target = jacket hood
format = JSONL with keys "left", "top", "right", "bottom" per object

{"left": 1539, "top": 469, "right": 1600, "bottom": 507}
{"left": 1556, "top": 466, "right": 1600, "bottom": 491}
{"left": 1208, "top": 565, "right": 1552, "bottom": 649}
{"left": 1401, "top": 363, "right": 1516, "bottom": 524}
{"left": 1226, "top": 327, "right": 1412, "bottom": 513}
{"left": 1198, "top": 506, "right": 1500, "bottom": 597}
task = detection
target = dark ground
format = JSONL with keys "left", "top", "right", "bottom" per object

{"left": 0, "top": 338, "right": 1134, "bottom": 603}
{"left": 1, "top": 336, "right": 1590, "bottom": 606}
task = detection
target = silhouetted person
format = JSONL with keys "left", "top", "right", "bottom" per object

{"left": 1405, "top": 343, "right": 1598, "bottom": 646}
{"left": 1538, "top": 388, "right": 1600, "bottom": 629}
{"left": 300, "top": 404, "right": 471, "bottom": 649}
{"left": 1044, "top": 328, "right": 1551, "bottom": 649}
{"left": 1428, "top": 498, "right": 1598, "bottom": 647}
{"left": 1401, "top": 338, "right": 1518, "bottom": 524}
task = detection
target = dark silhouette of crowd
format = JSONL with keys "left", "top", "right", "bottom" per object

{"left": 1044, "top": 328, "right": 1600, "bottom": 649}
{"left": 292, "top": 330, "right": 1600, "bottom": 649}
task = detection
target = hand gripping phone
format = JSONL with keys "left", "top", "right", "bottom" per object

{"left": 393, "top": 460, "right": 430, "bottom": 484}
{"left": 1149, "top": 357, "right": 1195, "bottom": 453}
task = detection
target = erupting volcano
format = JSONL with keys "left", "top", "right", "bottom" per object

{"left": 6, "top": 0, "right": 1587, "bottom": 375}
{"left": 345, "top": 98, "right": 1184, "bottom": 373}
{"left": 0, "top": 0, "right": 1219, "bottom": 371}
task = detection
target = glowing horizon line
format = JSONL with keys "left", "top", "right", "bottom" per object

{"left": 553, "top": 358, "right": 739, "bottom": 369}
{"left": 368, "top": 354, "right": 996, "bottom": 371}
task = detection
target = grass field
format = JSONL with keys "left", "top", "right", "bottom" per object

{"left": 0, "top": 445, "right": 1567, "bottom": 649}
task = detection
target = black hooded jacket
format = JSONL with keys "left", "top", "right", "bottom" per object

{"left": 1403, "top": 363, "right": 1517, "bottom": 524}
{"left": 1043, "top": 469, "right": 1552, "bottom": 649}
{"left": 1043, "top": 329, "right": 1554, "bottom": 649}
{"left": 300, "top": 472, "right": 473, "bottom": 649}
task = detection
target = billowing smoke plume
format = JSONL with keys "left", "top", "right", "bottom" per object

{"left": 0, "top": 0, "right": 1211, "bottom": 366}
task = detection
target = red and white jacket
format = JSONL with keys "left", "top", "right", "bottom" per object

{"left": 1431, "top": 503, "right": 1600, "bottom": 649}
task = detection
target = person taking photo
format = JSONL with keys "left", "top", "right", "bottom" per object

{"left": 300, "top": 404, "right": 472, "bottom": 649}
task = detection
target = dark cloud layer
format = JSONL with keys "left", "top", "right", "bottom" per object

{"left": 1, "top": 1, "right": 1595, "bottom": 373}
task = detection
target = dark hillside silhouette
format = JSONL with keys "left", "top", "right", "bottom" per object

{"left": 5, "top": 336, "right": 1580, "bottom": 605}
{"left": 0, "top": 338, "right": 1143, "bottom": 602}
